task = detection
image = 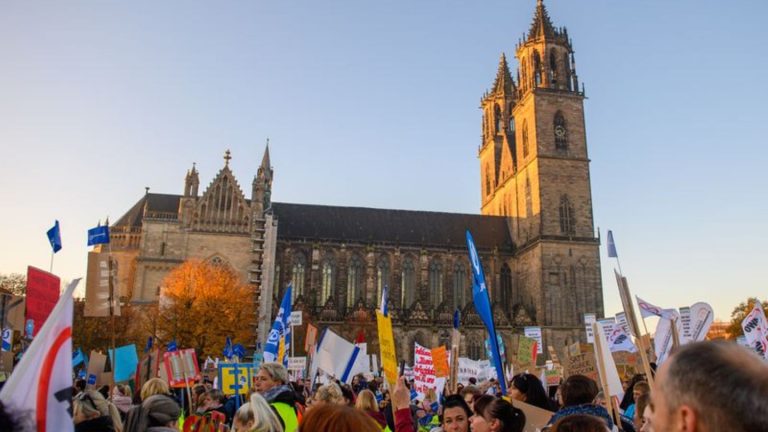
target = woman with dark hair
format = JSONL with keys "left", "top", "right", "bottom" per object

{"left": 441, "top": 394, "right": 472, "bottom": 432}
{"left": 470, "top": 396, "right": 525, "bottom": 432}
{"left": 508, "top": 373, "right": 554, "bottom": 410}
{"left": 551, "top": 414, "right": 610, "bottom": 432}
{"left": 547, "top": 375, "right": 613, "bottom": 430}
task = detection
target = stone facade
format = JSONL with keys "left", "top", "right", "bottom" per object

{"left": 86, "top": 0, "right": 603, "bottom": 363}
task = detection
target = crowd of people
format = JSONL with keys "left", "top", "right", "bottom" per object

{"left": 0, "top": 340, "right": 765, "bottom": 431}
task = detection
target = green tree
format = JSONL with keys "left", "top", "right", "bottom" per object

{"left": 726, "top": 297, "right": 768, "bottom": 340}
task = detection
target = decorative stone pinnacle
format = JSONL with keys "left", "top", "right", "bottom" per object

{"left": 224, "top": 149, "right": 232, "bottom": 166}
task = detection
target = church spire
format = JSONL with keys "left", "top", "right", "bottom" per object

{"left": 491, "top": 53, "right": 515, "bottom": 95}
{"left": 261, "top": 139, "right": 271, "bottom": 177}
{"left": 527, "top": 0, "right": 557, "bottom": 40}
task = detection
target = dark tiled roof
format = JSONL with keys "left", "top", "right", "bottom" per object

{"left": 271, "top": 202, "right": 513, "bottom": 251}
{"left": 113, "top": 194, "right": 514, "bottom": 251}
{"left": 113, "top": 193, "right": 181, "bottom": 227}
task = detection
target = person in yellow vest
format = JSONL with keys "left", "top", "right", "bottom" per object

{"left": 255, "top": 362, "right": 301, "bottom": 432}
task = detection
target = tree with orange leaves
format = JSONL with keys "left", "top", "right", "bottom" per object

{"left": 157, "top": 260, "right": 253, "bottom": 358}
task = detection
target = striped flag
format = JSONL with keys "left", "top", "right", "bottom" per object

{"left": 380, "top": 285, "right": 388, "bottom": 316}
{"left": 636, "top": 296, "right": 677, "bottom": 320}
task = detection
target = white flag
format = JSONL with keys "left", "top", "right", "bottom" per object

{"left": 0, "top": 278, "right": 80, "bottom": 432}
{"left": 741, "top": 301, "right": 768, "bottom": 359}
{"left": 606, "top": 323, "right": 637, "bottom": 353}
{"left": 308, "top": 329, "right": 356, "bottom": 380}
{"left": 636, "top": 296, "right": 677, "bottom": 320}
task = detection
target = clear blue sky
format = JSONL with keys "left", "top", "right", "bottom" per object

{"left": 1, "top": 1, "right": 766, "bottom": 321}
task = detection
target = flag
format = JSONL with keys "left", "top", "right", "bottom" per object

{"left": 0, "top": 278, "right": 80, "bottom": 432}
{"left": 741, "top": 301, "right": 768, "bottom": 360}
{"left": 2, "top": 328, "right": 12, "bottom": 352}
{"left": 453, "top": 309, "right": 460, "bottom": 330}
{"left": 46, "top": 220, "right": 62, "bottom": 253}
{"left": 309, "top": 328, "right": 356, "bottom": 380}
{"left": 636, "top": 296, "right": 677, "bottom": 320}
{"left": 223, "top": 336, "right": 234, "bottom": 359}
{"left": 380, "top": 285, "right": 389, "bottom": 316}
{"left": 72, "top": 348, "right": 85, "bottom": 368}
{"left": 606, "top": 230, "right": 618, "bottom": 258}
{"left": 145, "top": 336, "right": 153, "bottom": 353}
{"left": 86, "top": 224, "right": 110, "bottom": 246}
{"left": 167, "top": 339, "right": 177, "bottom": 352}
{"left": 465, "top": 230, "right": 507, "bottom": 395}
{"left": 264, "top": 284, "right": 292, "bottom": 365}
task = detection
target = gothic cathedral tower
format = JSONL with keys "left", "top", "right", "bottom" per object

{"left": 480, "top": 0, "right": 603, "bottom": 345}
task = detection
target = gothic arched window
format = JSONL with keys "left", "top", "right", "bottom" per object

{"left": 525, "top": 177, "right": 533, "bottom": 218}
{"left": 346, "top": 255, "right": 363, "bottom": 309}
{"left": 429, "top": 260, "right": 443, "bottom": 307}
{"left": 485, "top": 164, "right": 492, "bottom": 196}
{"left": 522, "top": 120, "right": 529, "bottom": 158}
{"left": 291, "top": 253, "right": 306, "bottom": 302}
{"left": 401, "top": 256, "right": 416, "bottom": 308}
{"left": 468, "top": 338, "right": 482, "bottom": 360}
{"left": 320, "top": 258, "right": 335, "bottom": 305}
{"left": 500, "top": 263, "right": 512, "bottom": 307}
{"left": 554, "top": 111, "right": 567, "bottom": 151}
{"left": 494, "top": 105, "right": 502, "bottom": 135}
{"left": 549, "top": 51, "right": 557, "bottom": 84}
{"left": 453, "top": 262, "right": 467, "bottom": 310}
{"left": 533, "top": 51, "right": 542, "bottom": 87}
{"left": 564, "top": 52, "right": 572, "bottom": 91}
{"left": 559, "top": 195, "right": 575, "bottom": 235}
{"left": 376, "top": 255, "right": 390, "bottom": 306}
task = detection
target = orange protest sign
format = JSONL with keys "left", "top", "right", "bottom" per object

{"left": 431, "top": 346, "right": 449, "bottom": 378}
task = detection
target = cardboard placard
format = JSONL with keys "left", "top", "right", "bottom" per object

{"left": 86, "top": 351, "right": 107, "bottom": 388}
{"left": 218, "top": 363, "right": 252, "bottom": 396}
{"left": 514, "top": 399, "right": 554, "bottom": 432}
{"left": 565, "top": 344, "right": 598, "bottom": 382}
{"left": 431, "top": 346, "right": 449, "bottom": 378}
{"left": 517, "top": 336, "right": 537, "bottom": 367}
{"left": 163, "top": 349, "right": 200, "bottom": 388}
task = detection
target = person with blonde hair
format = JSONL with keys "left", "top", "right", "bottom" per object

{"left": 232, "top": 392, "right": 284, "bottom": 432}
{"left": 141, "top": 377, "right": 170, "bottom": 401}
{"left": 355, "top": 389, "right": 387, "bottom": 429}
{"left": 73, "top": 389, "right": 123, "bottom": 432}
{"left": 312, "top": 382, "right": 345, "bottom": 406}
{"left": 255, "top": 362, "right": 301, "bottom": 432}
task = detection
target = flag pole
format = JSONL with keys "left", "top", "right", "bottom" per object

{"left": 49, "top": 251, "right": 54, "bottom": 274}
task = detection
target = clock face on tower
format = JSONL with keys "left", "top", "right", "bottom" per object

{"left": 555, "top": 125, "right": 566, "bottom": 138}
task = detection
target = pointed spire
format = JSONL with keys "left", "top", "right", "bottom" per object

{"left": 261, "top": 138, "right": 271, "bottom": 171}
{"left": 491, "top": 53, "right": 515, "bottom": 95}
{"left": 527, "top": 0, "right": 557, "bottom": 40}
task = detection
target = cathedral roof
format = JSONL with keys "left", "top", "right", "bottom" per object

{"left": 490, "top": 53, "right": 515, "bottom": 95}
{"left": 527, "top": 0, "right": 557, "bottom": 40}
{"left": 113, "top": 194, "right": 514, "bottom": 251}
{"left": 271, "top": 202, "right": 514, "bottom": 251}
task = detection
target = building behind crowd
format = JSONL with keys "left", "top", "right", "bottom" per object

{"left": 87, "top": 0, "right": 604, "bottom": 362}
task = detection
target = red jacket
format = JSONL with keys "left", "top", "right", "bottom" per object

{"left": 395, "top": 407, "right": 416, "bottom": 432}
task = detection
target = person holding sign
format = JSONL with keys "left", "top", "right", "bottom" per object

{"left": 508, "top": 373, "right": 555, "bottom": 411}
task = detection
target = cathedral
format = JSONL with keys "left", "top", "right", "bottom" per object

{"left": 88, "top": 0, "right": 603, "bottom": 363}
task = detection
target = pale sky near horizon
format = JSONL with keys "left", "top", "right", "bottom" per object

{"left": 1, "top": 1, "right": 766, "bottom": 322}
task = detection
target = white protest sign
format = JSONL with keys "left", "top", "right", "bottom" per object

{"left": 289, "top": 311, "right": 302, "bottom": 327}
{"left": 679, "top": 306, "right": 692, "bottom": 343}
{"left": 458, "top": 357, "right": 480, "bottom": 384}
{"left": 615, "top": 312, "right": 631, "bottom": 338}
{"left": 584, "top": 314, "right": 597, "bottom": 343}
{"left": 741, "top": 301, "right": 768, "bottom": 359}
{"left": 524, "top": 327, "right": 544, "bottom": 355}
{"left": 689, "top": 302, "right": 714, "bottom": 343}
{"left": 413, "top": 343, "right": 436, "bottom": 399}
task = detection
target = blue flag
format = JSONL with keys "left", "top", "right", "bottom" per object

{"left": 223, "top": 336, "right": 234, "bottom": 359}
{"left": 453, "top": 309, "right": 460, "bottom": 330}
{"left": 167, "top": 339, "right": 177, "bottom": 352}
{"left": 465, "top": 230, "right": 507, "bottom": 395}
{"left": 87, "top": 224, "right": 110, "bottom": 246}
{"left": 145, "top": 336, "right": 153, "bottom": 353}
{"left": 264, "top": 284, "right": 292, "bottom": 365}
{"left": 380, "top": 285, "right": 389, "bottom": 316}
{"left": 72, "top": 348, "right": 85, "bottom": 368}
{"left": 607, "top": 230, "right": 618, "bottom": 258}
{"left": 47, "top": 220, "right": 62, "bottom": 253}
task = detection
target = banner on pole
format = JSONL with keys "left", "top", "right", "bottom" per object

{"left": 218, "top": 363, "right": 252, "bottom": 396}
{"left": 163, "top": 348, "right": 200, "bottom": 388}
{"left": 376, "top": 311, "right": 398, "bottom": 387}
{"left": 413, "top": 343, "right": 436, "bottom": 398}
{"left": 25, "top": 267, "right": 60, "bottom": 338}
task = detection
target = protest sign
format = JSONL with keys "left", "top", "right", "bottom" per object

{"left": 524, "top": 327, "right": 543, "bottom": 355}
{"left": 376, "top": 311, "right": 398, "bottom": 387}
{"left": 218, "top": 363, "right": 251, "bottom": 396}
{"left": 547, "top": 345, "right": 560, "bottom": 365}
{"left": 517, "top": 336, "right": 537, "bottom": 367}
{"left": 741, "top": 301, "right": 768, "bottom": 359}
{"left": 108, "top": 344, "right": 139, "bottom": 382}
{"left": 615, "top": 312, "right": 631, "bottom": 338}
{"left": 413, "top": 343, "right": 436, "bottom": 398}
{"left": 24, "top": 267, "right": 60, "bottom": 337}
{"left": 515, "top": 400, "right": 554, "bottom": 432}
{"left": 458, "top": 358, "right": 480, "bottom": 385}
{"left": 584, "top": 313, "right": 597, "bottom": 343}
{"left": 689, "top": 302, "right": 714, "bottom": 343}
{"left": 163, "top": 348, "right": 200, "bottom": 388}
{"left": 544, "top": 368, "right": 562, "bottom": 387}
{"left": 86, "top": 351, "right": 107, "bottom": 388}
{"left": 565, "top": 343, "right": 597, "bottom": 382}
{"left": 431, "top": 346, "right": 449, "bottom": 378}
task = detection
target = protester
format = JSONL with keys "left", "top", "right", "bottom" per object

{"left": 623, "top": 381, "right": 649, "bottom": 421}
{"left": 392, "top": 376, "right": 417, "bottom": 432}
{"left": 547, "top": 375, "right": 613, "bottom": 430}
{"left": 550, "top": 414, "right": 610, "bottom": 432}
{"left": 339, "top": 382, "right": 356, "bottom": 406}
{"left": 459, "top": 385, "right": 481, "bottom": 411}
{"left": 650, "top": 341, "right": 768, "bottom": 432}
{"left": 123, "top": 394, "right": 181, "bottom": 432}
{"left": 141, "top": 378, "right": 171, "bottom": 401}
{"left": 639, "top": 405, "right": 653, "bottom": 432}
{"left": 312, "top": 382, "right": 345, "bottom": 406}
{"left": 508, "top": 373, "right": 554, "bottom": 410}
{"left": 255, "top": 362, "right": 301, "bottom": 432}
{"left": 633, "top": 394, "right": 649, "bottom": 432}
{"left": 199, "top": 389, "right": 231, "bottom": 424}
{"left": 232, "top": 392, "right": 284, "bottom": 432}
{"left": 298, "top": 402, "right": 381, "bottom": 431}
{"left": 112, "top": 384, "right": 133, "bottom": 420}
{"left": 471, "top": 397, "right": 525, "bottom": 432}
{"left": 356, "top": 388, "right": 387, "bottom": 429}
{"left": 73, "top": 389, "right": 123, "bottom": 432}
{"left": 440, "top": 394, "right": 472, "bottom": 432}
